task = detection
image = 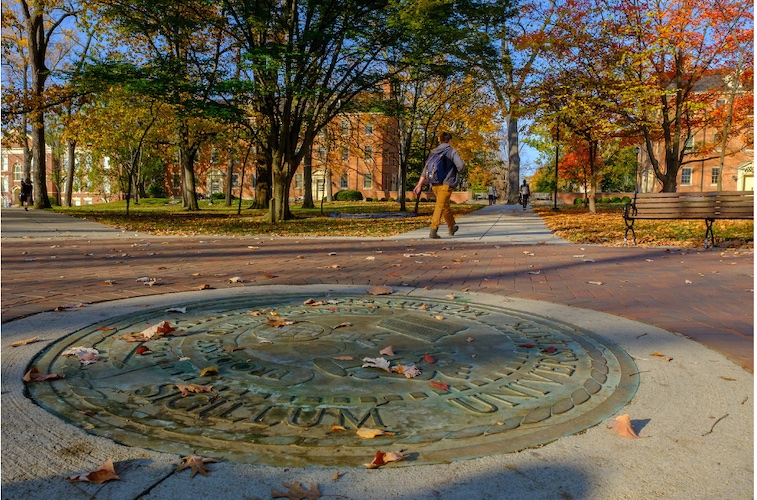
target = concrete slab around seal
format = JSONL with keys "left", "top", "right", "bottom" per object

{"left": 2, "top": 285, "right": 752, "bottom": 499}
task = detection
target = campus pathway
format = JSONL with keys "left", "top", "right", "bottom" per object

{"left": 1, "top": 204, "right": 753, "bottom": 499}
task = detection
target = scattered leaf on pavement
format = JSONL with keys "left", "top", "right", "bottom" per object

{"left": 136, "top": 346, "right": 151, "bottom": 355}
{"left": 62, "top": 346, "right": 100, "bottom": 365}
{"left": 272, "top": 482, "right": 321, "bottom": 500}
{"left": 176, "top": 455, "right": 219, "bottom": 477}
{"left": 650, "top": 352, "right": 673, "bottom": 362}
{"left": 362, "top": 357, "right": 392, "bottom": 372}
{"left": 176, "top": 384, "right": 213, "bottom": 397}
{"left": 265, "top": 318, "right": 295, "bottom": 328}
{"left": 66, "top": 458, "right": 120, "bottom": 484}
{"left": 429, "top": 381, "right": 449, "bottom": 391}
{"left": 607, "top": 414, "right": 645, "bottom": 439}
{"left": 379, "top": 346, "right": 395, "bottom": 356}
{"left": 367, "top": 285, "right": 393, "bottom": 295}
{"left": 423, "top": 354, "right": 437, "bottom": 364}
{"left": 23, "top": 366, "right": 64, "bottom": 382}
{"left": 11, "top": 336, "right": 40, "bottom": 347}
{"left": 364, "top": 451, "right": 404, "bottom": 469}
{"left": 199, "top": 366, "right": 219, "bottom": 377}
{"left": 356, "top": 428, "right": 396, "bottom": 439}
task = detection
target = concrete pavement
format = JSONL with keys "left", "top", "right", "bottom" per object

{"left": 1, "top": 204, "right": 753, "bottom": 499}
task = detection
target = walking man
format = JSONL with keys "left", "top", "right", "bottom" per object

{"left": 487, "top": 182, "right": 498, "bottom": 206}
{"left": 519, "top": 179, "right": 530, "bottom": 210}
{"left": 413, "top": 132, "right": 465, "bottom": 239}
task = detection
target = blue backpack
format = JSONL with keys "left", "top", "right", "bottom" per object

{"left": 425, "top": 147, "right": 452, "bottom": 185}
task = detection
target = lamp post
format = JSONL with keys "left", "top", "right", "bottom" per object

{"left": 553, "top": 121, "right": 559, "bottom": 211}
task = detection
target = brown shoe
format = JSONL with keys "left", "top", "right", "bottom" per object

{"left": 448, "top": 225, "right": 459, "bottom": 236}
{"left": 429, "top": 229, "right": 440, "bottom": 239}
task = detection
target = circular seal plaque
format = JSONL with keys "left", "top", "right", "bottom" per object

{"left": 27, "top": 291, "right": 638, "bottom": 466}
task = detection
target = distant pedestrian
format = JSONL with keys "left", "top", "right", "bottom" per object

{"left": 20, "top": 178, "right": 32, "bottom": 211}
{"left": 519, "top": 180, "right": 530, "bottom": 210}
{"left": 487, "top": 183, "right": 498, "bottom": 206}
{"left": 413, "top": 131, "right": 465, "bottom": 239}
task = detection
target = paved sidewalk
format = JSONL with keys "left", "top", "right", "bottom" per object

{"left": 1, "top": 205, "right": 753, "bottom": 499}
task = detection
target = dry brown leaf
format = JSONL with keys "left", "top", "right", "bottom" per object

{"left": 332, "top": 355, "right": 354, "bottom": 361}
{"left": 196, "top": 284, "right": 213, "bottom": 290}
{"left": 176, "top": 455, "right": 219, "bottom": 477}
{"left": 176, "top": 384, "right": 213, "bottom": 397}
{"left": 332, "top": 471, "right": 341, "bottom": 482}
{"left": 23, "top": 366, "right": 64, "bottom": 383}
{"left": 199, "top": 366, "right": 219, "bottom": 377}
{"left": 332, "top": 322, "right": 352, "bottom": 329}
{"left": 356, "top": 428, "right": 396, "bottom": 439}
{"left": 272, "top": 482, "right": 321, "bottom": 500}
{"left": 11, "top": 336, "right": 40, "bottom": 347}
{"left": 367, "top": 285, "right": 393, "bottom": 295}
{"left": 330, "top": 425, "right": 347, "bottom": 432}
{"left": 362, "top": 357, "right": 391, "bottom": 372}
{"left": 429, "top": 380, "right": 450, "bottom": 391}
{"left": 265, "top": 318, "right": 294, "bottom": 328}
{"left": 650, "top": 352, "right": 673, "bottom": 362}
{"left": 364, "top": 451, "right": 404, "bottom": 469}
{"left": 607, "top": 414, "right": 645, "bottom": 439}
{"left": 379, "top": 346, "right": 395, "bottom": 356}
{"left": 67, "top": 459, "right": 120, "bottom": 484}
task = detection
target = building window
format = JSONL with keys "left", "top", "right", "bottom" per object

{"left": 684, "top": 136, "right": 694, "bottom": 151}
{"left": 232, "top": 174, "right": 239, "bottom": 188}
{"left": 341, "top": 121, "right": 350, "bottom": 136}
{"left": 711, "top": 167, "right": 720, "bottom": 185}
{"left": 210, "top": 148, "right": 219, "bottom": 164}
{"left": 172, "top": 174, "right": 181, "bottom": 189}
{"left": 318, "top": 147, "right": 326, "bottom": 160}
{"left": 681, "top": 167, "right": 692, "bottom": 185}
{"left": 364, "top": 146, "right": 373, "bottom": 160}
{"left": 13, "top": 164, "right": 22, "bottom": 181}
{"left": 2, "top": 156, "right": 7, "bottom": 171}
{"left": 341, "top": 147, "right": 349, "bottom": 161}
{"left": 363, "top": 173, "right": 372, "bottom": 189}
{"left": 365, "top": 123, "right": 374, "bottom": 136}
{"left": 340, "top": 174, "right": 348, "bottom": 189}
{"left": 295, "top": 173, "right": 303, "bottom": 189}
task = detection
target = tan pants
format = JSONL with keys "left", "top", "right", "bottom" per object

{"left": 431, "top": 184, "right": 455, "bottom": 231}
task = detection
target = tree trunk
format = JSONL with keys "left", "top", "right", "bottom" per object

{"left": 253, "top": 150, "right": 271, "bottom": 209}
{"left": 180, "top": 145, "right": 199, "bottom": 210}
{"left": 301, "top": 143, "right": 314, "bottom": 209}
{"left": 65, "top": 139, "right": 75, "bottom": 206}
{"left": 225, "top": 157, "right": 234, "bottom": 206}
{"left": 507, "top": 115, "right": 520, "bottom": 204}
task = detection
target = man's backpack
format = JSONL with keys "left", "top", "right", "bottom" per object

{"left": 425, "top": 147, "right": 452, "bottom": 185}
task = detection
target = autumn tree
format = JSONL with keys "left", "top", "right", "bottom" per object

{"left": 3, "top": 0, "right": 82, "bottom": 208}
{"left": 594, "top": 0, "right": 753, "bottom": 192}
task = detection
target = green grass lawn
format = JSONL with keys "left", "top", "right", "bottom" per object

{"left": 53, "top": 198, "right": 483, "bottom": 237}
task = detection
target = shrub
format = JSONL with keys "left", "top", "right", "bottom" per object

{"left": 621, "top": 196, "right": 632, "bottom": 204}
{"left": 365, "top": 197, "right": 373, "bottom": 202}
{"left": 574, "top": 198, "right": 584, "bottom": 205}
{"left": 147, "top": 183, "right": 167, "bottom": 198}
{"left": 333, "top": 189, "right": 363, "bottom": 201}
{"left": 611, "top": 196, "right": 622, "bottom": 203}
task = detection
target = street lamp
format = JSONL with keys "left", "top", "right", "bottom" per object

{"left": 553, "top": 120, "right": 559, "bottom": 211}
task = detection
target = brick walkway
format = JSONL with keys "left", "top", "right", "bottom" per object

{"left": 2, "top": 208, "right": 752, "bottom": 371}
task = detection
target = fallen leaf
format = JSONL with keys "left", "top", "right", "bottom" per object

{"left": 517, "top": 343, "right": 536, "bottom": 348}
{"left": 136, "top": 346, "right": 151, "bottom": 355}
{"left": 379, "top": 346, "right": 395, "bottom": 356}
{"left": 199, "top": 366, "right": 219, "bottom": 377}
{"left": 587, "top": 281, "right": 604, "bottom": 286}
{"left": 11, "top": 336, "right": 40, "bottom": 347}
{"left": 607, "top": 414, "right": 645, "bottom": 439}
{"left": 332, "top": 322, "right": 352, "bottom": 329}
{"left": 446, "top": 293, "right": 456, "bottom": 300}
{"left": 272, "top": 482, "right": 321, "bottom": 500}
{"left": 23, "top": 366, "right": 64, "bottom": 382}
{"left": 67, "top": 459, "right": 120, "bottom": 484}
{"left": 429, "top": 381, "right": 449, "bottom": 391}
{"left": 356, "top": 428, "right": 396, "bottom": 439}
{"left": 175, "top": 384, "right": 213, "bottom": 397}
{"left": 264, "top": 273, "right": 277, "bottom": 279}
{"left": 423, "top": 353, "right": 437, "bottom": 364}
{"left": 650, "top": 352, "right": 673, "bottom": 362}
{"left": 720, "top": 376, "right": 736, "bottom": 382}
{"left": 228, "top": 276, "right": 245, "bottom": 283}
{"left": 332, "top": 471, "right": 341, "bottom": 481}
{"left": 62, "top": 346, "right": 100, "bottom": 365}
{"left": 434, "top": 315, "right": 444, "bottom": 320}
{"left": 362, "top": 357, "right": 392, "bottom": 372}
{"left": 176, "top": 455, "right": 219, "bottom": 477}
{"left": 392, "top": 363, "right": 421, "bottom": 378}
{"left": 332, "top": 355, "right": 354, "bottom": 361}
{"left": 330, "top": 425, "right": 347, "bottom": 431}
{"left": 367, "top": 285, "right": 393, "bottom": 295}
{"left": 265, "top": 318, "right": 295, "bottom": 328}
{"left": 364, "top": 451, "right": 404, "bottom": 469}
{"left": 466, "top": 337, "right": 474, "bottom": 343}
{"left": 196, "top": 284, "right": 213, "bottom": 290}
{"left": 418, "top": 303, "right": 428, "bottom": 310}
{"left": 541, "top": 346, "right": 557, "bottom": 354}
{"left": 223, "top": 345, "right": 243, "bottom": 353}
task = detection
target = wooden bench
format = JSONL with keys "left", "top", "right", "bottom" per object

{"left": 623, "top": 191, "right": 754, "bottom": 247}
